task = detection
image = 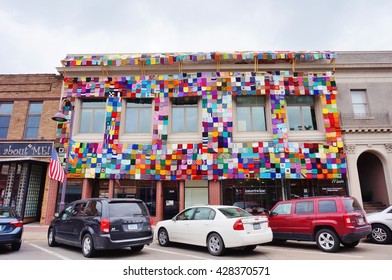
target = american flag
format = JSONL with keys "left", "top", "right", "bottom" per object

{"left": 49, "top": 148, "right": 65, "bottom": 182}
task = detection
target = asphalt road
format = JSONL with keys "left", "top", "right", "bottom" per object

{"left": 1, "top": 224, "right": 391, "bottom": 260}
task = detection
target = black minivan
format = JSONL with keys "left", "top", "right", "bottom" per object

{"left": 48, "top": 198, "right": 153, "bottom": 257}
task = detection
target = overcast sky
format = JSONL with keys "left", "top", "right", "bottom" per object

{"left": 1, "top": 0, "right": 391, "bottom": 74}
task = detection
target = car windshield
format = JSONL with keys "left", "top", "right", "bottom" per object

{"left": 109, "top": 202, "right": 149, "bottom": 218}
{"left": 343, "top": 198, "right": 363, "bottom": 212}
{"left": 218, "top": 207, "right": 252, "bottom": 218}
{"left": 0, "top": 208, "right": 16, "bottom": 218}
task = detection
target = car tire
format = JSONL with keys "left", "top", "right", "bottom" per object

{"left": 48, "top": 228, "right": 58, "bottom": 247}
{"left": 11, "top": 241, "right": 21, "bottom": 251}
{"left": 316, "top": 229, "right": 340, "bottom": 253}
{"left": 158, "top": 228, "right": 170, "bottom": 247}
{"left": 82, "top": 234, "right": 96, "bottom": 258}
{"left": 341, "top": 240, "right": 360, "bottom": 248}
{"left": 131, "top": 245, "right": 144, "bottom": 252}
{"left": 207, "top": 233, "right": 225, "bottom": 256}
{"left": 370, "top": 224, "right": 392, "bottom": 244}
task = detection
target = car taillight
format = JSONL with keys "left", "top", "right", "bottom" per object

{"left": 233, "top": 219, "right": 244, "bottom": 231}
{"left": 149, "top": 217, "right": 154, "bottom": 226}
{"left": 10, "top": 221, "right": 23, "bottom": 227}
{"left": 100, "top": 219, "right": 110, "bottom": 233}
{"left": 344, "top": 214, "right": 353, "bottom": 226}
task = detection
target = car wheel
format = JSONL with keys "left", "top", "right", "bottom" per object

{"left": 316, "top": 229, "right": 340, "bottom": 253}
{"left": 11, "top": 241, "right": 21, "bottom": 251}
{"left": 370, "top": 224, "right": 392, "bottom": 244}
{"left": 158, "top": 228, "right": 170, "bottom": 247}
{"left": 207, "top": 233, "right": 225, "bottom": 256}
{"left": 82, "top": 234, "right": 96, "bottom": 258}
{"left": 131, "top": 245, "right": 144, "bottom": 252}
{"left": 48, "top": 228, "right": 58, "bottom": 247}
{"left": 341, "top": 240, "right": 360, "bottom": 248}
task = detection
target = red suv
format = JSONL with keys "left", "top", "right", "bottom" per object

{"left": 268, "top": 196, "right": 372, "bottom": 252}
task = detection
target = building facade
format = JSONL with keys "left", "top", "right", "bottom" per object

{"left": 0, "top": 74, "right": 63, "bottom": 223}
{"left": 335, "top": 51, "right": 392, "bottom": 210}
{"left": 51, "top": 51, "right": 347, "bottom": 222}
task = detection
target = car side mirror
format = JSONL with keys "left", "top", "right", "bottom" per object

{"left": 269, "top": 211, "right": 277, "bottom": 217}
{"left": 54, "top": 213, "right": 59, "bottom": 218}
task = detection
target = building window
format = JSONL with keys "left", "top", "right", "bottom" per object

{"left": 286, "top": 96, "right": 317, "bottom": 131}
{"left": 79, "top": 99, "right": 106, "bottom": 134}
{"left": 24, "top": 102, "right": 43, "bottom": 139}
{"left": 0, "top": 103, "right": 13, "bottom": 139}
{"left": 350, "top": 90, "right": 367, "bottom": 115}
{"left": 171, "top": 97, "right": 199, "bottom": 133}
{"left": 236, "top": 95, "right": 266, "bottom": 132}
{"left": 125, "top": 98, "right": 152, "bottom": 133}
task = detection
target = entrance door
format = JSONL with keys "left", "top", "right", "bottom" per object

{"left": 163, "top": 186, "right": 179, "bottom": 220}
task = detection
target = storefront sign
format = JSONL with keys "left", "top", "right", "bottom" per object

{"left": 0, "top": 142, "right": 52, "bottom": 157}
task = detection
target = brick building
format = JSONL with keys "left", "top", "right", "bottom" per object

{"left": 0, "top": 74, "right": 62, "bottom": 223}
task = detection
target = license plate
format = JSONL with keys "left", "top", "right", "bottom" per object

{"left": 253, "top": 223, "right": 261, "bottom": 230}
{"left": 358, "top": 217, "right": 364, "bottom": 225}
{"left": 127, "top": 224, "right": 138, "bottom": 230}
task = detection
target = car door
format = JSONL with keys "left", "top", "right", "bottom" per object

{"left": 291, "top": 201, "right": 315, "bottom": 240}
{"left": 68, "top": 202, "right": 87, "bottom": 244}
{"left": 54, "top": 204, "right": 74, "bottom": 241}
{"left": 169, "top": 208, "right": 196, "bottom": 243}
{"left": 186, "top": 207, "right": 216, "bottom": 246}
{"left": 268, "top": 202, "right": 293, "bottom": 239}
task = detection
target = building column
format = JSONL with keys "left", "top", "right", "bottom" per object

{"left": 345, "top": 147, "right": 363, "bottom": 204}
{"left": 40, "top": 177, "right": 59, "bottom": 225}
{"left": 179, "top": 181, "right": 185, "bottom": 211}
{"left": 81, "top": 178, "right": 93, "bottom": 199}
{"left": 108, "top": 179, "right": 114, "bottom": 198}
{"left": 155, "top": 181, "right": 163, "bottom": 223}
{"left": 209, "top": 180, "right": 221, "bottom": 205}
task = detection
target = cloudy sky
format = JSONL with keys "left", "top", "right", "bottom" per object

{"left": 1, "top": 0, "right": 391, "bottom": 74}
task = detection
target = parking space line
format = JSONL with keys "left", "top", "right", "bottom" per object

{"left": 261, "top": 246, "right": 364, "bottom": 258}
{"left": 27, "top": 243, "right": 72, "bottom": 260}
{"left": 145, "top": 246, "right": 214, "bottom": 260}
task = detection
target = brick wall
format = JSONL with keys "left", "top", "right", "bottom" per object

{"left": 0, "top": 74, "right": 63, "bottom": 141}
{"left": 209, "top": 180, "right": 221, "bottom": 205}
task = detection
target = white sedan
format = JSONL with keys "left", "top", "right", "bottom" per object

{"left": 366, "top": 204, "right": 392, "bottom": 244}
{"left": 154, "top": 205, "right": 273, "bottom": 256}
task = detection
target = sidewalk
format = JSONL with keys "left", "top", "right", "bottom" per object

{"left": 23, "top": 222, "right": 48, "bottom": 241}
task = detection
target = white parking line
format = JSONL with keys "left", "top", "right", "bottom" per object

{"left": 262, "top": 246, "right": 364, "bottom": 258}
{"left": 27, "top": 243, "right": 72, "bottom": 260}
{"left": 145, "top": 246, "right": 214, "bottom": 260}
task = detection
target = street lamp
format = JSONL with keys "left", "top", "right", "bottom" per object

{"left": 51, "top": 96, "right": 73, "bottom": 212}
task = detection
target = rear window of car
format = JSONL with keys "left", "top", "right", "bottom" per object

{"left": 218, "top": 207, "right": 252, "bottom": 218}
{"left": 343, "top": 198, "right": 363, "bottom": 212}
{"left": 109, "top": 202, "right": 149, "bottom": 218}
{"left": 318, "top": 200, "right": 337, "bottom": 213}
{"left": 0, "top": 208, "right": 16, "bottom": 218}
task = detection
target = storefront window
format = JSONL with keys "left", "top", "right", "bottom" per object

{"left": 56, "top": 179, "right": 82, "bottom": 211}
{"left": 114, "top": 180, "right": 156, "bottom": 216}
{"left": 185, "top": 180, "right": 208, "bottom": 208}
{"left": 221, "top": 179, "right": 282, "bottom": 213}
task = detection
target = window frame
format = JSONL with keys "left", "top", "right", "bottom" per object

{"left": 235, "top": 95, "right": 267, "bottom": 132}
{"left": 23, "top": 102, "right": 43, "bottom": 139}
{"left": 73, "top": 98, "right": 106, "bottom": 142}
{"left": 350, "top": 90, "right": 368, "bottom": 117}
{"left": 120, "top": 98, "right": 153, "bottom": 143}
{"left": 286, "top": 95, "right": 318, "bottom": 131}
{"left": 0, "top": 102, "right": 13, "bottom": 139}
{"left": 169, "top": 96, "right": 201, "bottom": 143}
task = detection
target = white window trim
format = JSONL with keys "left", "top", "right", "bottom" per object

{"left": 233, "top": 95, "right": 273, "bottom": 142}
{"left": 119, "top": 98, "right": 153, "bottom": 144}
{"left": 287, "top": 95, "right": 326, "bottom": 142}
{"left": 168, "top": 97, "right": 202, "bottom": 144}
{"left": 72, "top": 98, "right": 106, "bottom": 143}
